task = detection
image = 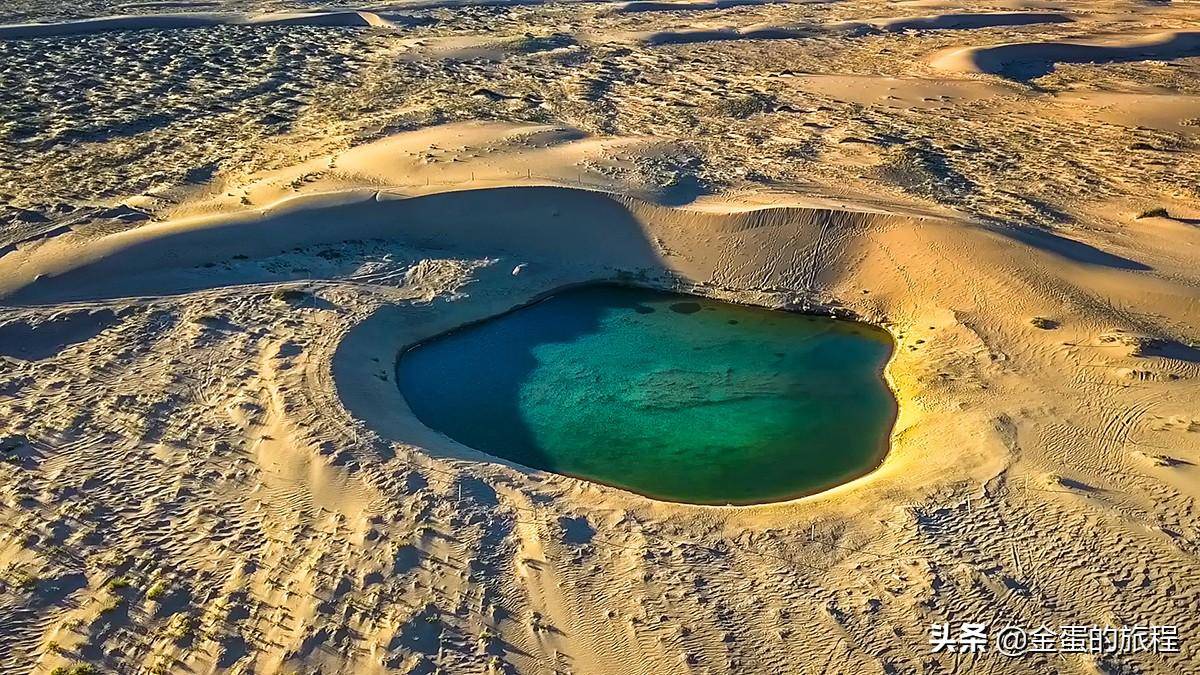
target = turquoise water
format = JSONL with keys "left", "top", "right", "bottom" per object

{"left": 397, "top": 284, "right": 896, "bottom": 505}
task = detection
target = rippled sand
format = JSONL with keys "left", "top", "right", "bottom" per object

{"left": 1, "top": 0, "right": 1199, "bottom": 672}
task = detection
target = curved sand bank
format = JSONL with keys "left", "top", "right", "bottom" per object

{"left": 835, "top": 11, "right": 1071, "bottom": 34}
{"left": 932, "top": 29, "right": 1200, "bottom": 78}
{"left": 0, "top": 10, "right": 392, "bottom": 39}
{"left": 0, "top": 186, "right": 926, "bottom": 303}
{"left": 633, "top": 23, "right": 814, "bottom": 45}
{"left": 620, "top": 12, "right": 1070, "bottom": 47}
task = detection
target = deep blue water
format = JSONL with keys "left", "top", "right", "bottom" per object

{"left": 398, "top": 284, "right": 896, "bottom": 504}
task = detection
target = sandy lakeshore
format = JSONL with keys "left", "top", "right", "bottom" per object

{"left": 1, "top": 0, "right": 1199, "bottom": 673}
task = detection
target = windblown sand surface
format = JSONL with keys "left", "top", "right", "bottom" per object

{"left": 1, "top": 0, "right": 1199, "bottom": 673}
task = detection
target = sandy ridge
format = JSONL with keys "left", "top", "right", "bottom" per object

{"left": 574, "top": 11, "right": 1078, "bottom": 47}
{"left": 832, "top": 11, "right": 1071, "bottom": 34}
{"left": 0, "top": 10, "right": 392, "bottom": 39}
{"left": 932, "top": 29, "right": 1200, "bottom": 78}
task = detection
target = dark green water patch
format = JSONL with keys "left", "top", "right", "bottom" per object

{"left": 397, "top": 284, "right": 896, "bottom": 505}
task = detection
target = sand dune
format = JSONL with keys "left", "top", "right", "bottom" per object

{"left": 0, "top": 8, "right": 1072, "bottom": 46}
{"left": 836, "top": 11, "right": 1072, "bottom": 33}
{"left": 0, "top": 186, "right": 913, "bottom": 304}
{"left": 932, "top": 29, "right": 1200, "bottom": 78}
{"left": 611, "top": 0, "right": 792, "bottom": 14}
{"left": 632, "top": 22, "right": 814, "bottom": 45}
{"left": 0, "top": 10, "right": 392, "bottom": 39}
{"left": 1053, "top": 90, "right": 1200, "bottom": 135}
{"left": 899, "top": 0, "right": 1067, "bottom": 7}
{"left": 620, "top": 12, "right": 1071, "bottom": 47}
{"left": 3, "top": 0, "right": 1200, "bottom": 670}
{"left": 4, "top": 122, "right": 1199, "bottom": 674}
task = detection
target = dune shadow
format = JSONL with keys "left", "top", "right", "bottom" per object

{"left": 640, "top": 25, "right": 817, "bottom": 46}
{"left": 966, "top": 31, "right": 1200, "bottom": 80}
{"left": 874, "top": 13, "right": 1072, "bottom": 33}
{"left": 0, "top": 309, "right": 120, "bottom": 360}
{"left": 0, "top": 11, "right": 391, "bottom": 40}
{"left": 992, "top": 225, "right": 1151, "bottom": 271}
{"left": 6, "top": 187, "right": 665, "bottom": 305}
{"left": 1140, "top": 339, "right": 1200, "bottom": 363}
{"left": 557, "top": 515, "right": 596, "bottom": 545}
{"left": 396, "top": 286, "right": 652, "bottom": 472}
{"left": 319, "top": 188, "right": 667, "bottom": 465}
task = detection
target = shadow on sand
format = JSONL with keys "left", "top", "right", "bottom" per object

{"left": 992, "top": 225, "right": 1151, "bottom": 271}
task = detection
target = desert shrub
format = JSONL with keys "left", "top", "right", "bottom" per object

{"left": 107, "top": 577, "right": 131, "bottom": 591}
{"left": 510, "top": 33, "right": 576, "bottom": 53}
{"left": 271, "top": 288, "right": 307, "bottom": 302}
{"left": 712, "top": 93, "right": 776, "bottom": 119}
{"left": 1136, "top": 207, "right": 1170, "bottom": 219}
{"left": 51, "top": 664, "right": 98, "bottom": 675}
{"left": 166, "top": 614, "right": 196, "bottom": 644}
{"left": 1030, "top": 317, "right": 1059, "bottom": 329}
{"left": 14, "top": 569, "right": 38, "bottom": 590}
{"left": 146, "top": 580, "right": 167, "bottom": 600}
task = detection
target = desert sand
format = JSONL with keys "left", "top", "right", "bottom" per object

{"left": 0, "top": 0, "right": 1198, "bottom": 673}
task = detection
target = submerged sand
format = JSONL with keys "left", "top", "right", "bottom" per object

{"left": 1, "top": 0, "right": 1199, "bottom": 673}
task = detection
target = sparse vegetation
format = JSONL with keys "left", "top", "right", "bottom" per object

{"left": 1, "top": 435, "right": 25, "bottom": 465}
{"left": 271, "top": 288, "right": 307, "bottom": 302}
{"left": 1030, "top": 316, "right": 1060, "bottom": 330}
{"left": 165, "top": 614, "right": 196, "bottom": 644}
{"left": 0, "top": 3, "right": 1198, "bottom": 675}
{"left": 712, "top": 93, "right": 776, "bottom": 119}
{"left": 509, "top": 33, "right": 577, "bottom": 54}
{"left": 1136, "top": 207, "right": 1170, "bottom": 219}
{"left": 14, "top": 568, "right": 39, "bottom": 590}
{"left": 146, "top": 580, "right": 167, "bottom": 600}
{"left": 51, "top": 663, "right": 98, "bottom": 675}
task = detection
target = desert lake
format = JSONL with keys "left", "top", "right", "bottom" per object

{"left": 398, "top": 284, "right": 896, "bottom": 504}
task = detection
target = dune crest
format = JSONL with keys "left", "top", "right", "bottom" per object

{"left": 0, "top": 10, "right": 392, "bottom": 39}
{"left": 835, "top": 11, "right": 1072, "bottom": 33}
{"left": 932, "top": 29, "right": 1200, "bottom": 78}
